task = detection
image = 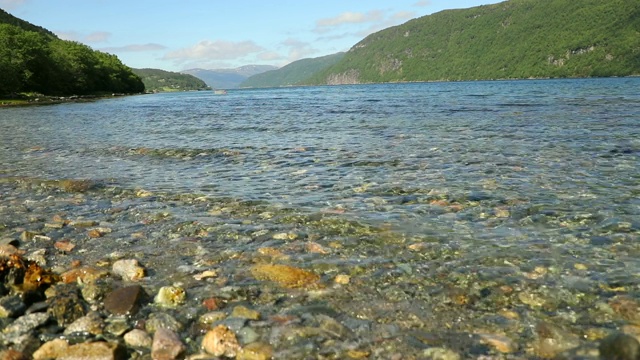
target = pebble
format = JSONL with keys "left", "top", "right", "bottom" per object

{"left": 3, "top": 312, "right": 50, "bottom": 338}
{"left": 202, "top": 324, "right": 241, "bottom": 357}
{"left": 63, "top": 311, "right": 104, "bottom": 335}
{"left": 124, "top": 329, "right": 153, "bottom": 348}
{"left": 151, "top": 328, "right": 186, "bottom": 360}
{"left": 154, "top": 285, "right": 186, "bottom": 307}
{"left": 599, "top": 332, "right": 640, "bottom": 360}
{"left": 46, "top": 284, "right": 88, "bottom": 326}
{"left": 112, "top": 259, "right": 146, "bottom": 281}
{"left": 33, "top": 339, "right": 125, "bottom": 360}
{"left": 230, "top": 305, "right": 261, "bottom": 320}
{"left": 0, "top": 296, "right": 26, "bottom": 318}
{"left": 250, "top": 263, "right": 320, "bottom": 289}
{"left": 146, "top": 312, "right": 183, "bottom": 333}
{"left": 237, "top": 342, "right": 273, "bottom": 360}
{"left": 104, "top": 285, "right": 145, "bottom": 315}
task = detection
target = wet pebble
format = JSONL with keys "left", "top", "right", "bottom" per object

{"left": 104, "top": 285, "right": 145, "bottom": 315}
{"left": 112, "top": 259, "right": 145, "bottom": 281}
{"left": 154, "top": 285, "right": 186, "bottom": 307}
{"left": 151, "top": 327, "right": 186, "bottom": 360}
{"left": 599, "top": 332, "right": 640, "bottom": 360}
{"left": 202, "top": 324, "right": 241, "bottom": 357}
{"left": 124, "top": 328, "right": 153, "bottom": 348}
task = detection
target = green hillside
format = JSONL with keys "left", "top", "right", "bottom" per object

{"left": 132, "top": 68, "right": 209, "bottom": 92}
{"left": 306, "top": 0, "right": 640, "bottom": 84}
{"left": 0, "top": 8, "right": 144, "bottom": 96}
{"left": 240, "top": 53, "right": 345, "bottom": 88}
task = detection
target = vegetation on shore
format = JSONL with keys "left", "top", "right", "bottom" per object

{"left": 131, "top": 68, "right": 210, "bottom": 93}
{"left": 305, "top": 0, "right": 640, "bottom": 84}
{"left": 0, "top": 9, "right": 144, "bottom": 97}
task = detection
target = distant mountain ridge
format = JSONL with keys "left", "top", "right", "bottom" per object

{"left": 182, "top": 65, "right": 278, "bottom": 89}
{"left": 240, "top": 53, "right": 345, "bottom": 88}
{"left": 305, "top": 0, "right": 640, "bottom": 84}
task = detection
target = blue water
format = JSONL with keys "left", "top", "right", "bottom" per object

{"left": 1, "top": 78, "right": 639, "bottom": 241}
{"left": 2, "top": 78, "right": 640, "bottom": 356}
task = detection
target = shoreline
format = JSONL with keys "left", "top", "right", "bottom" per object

{"left": 0, "top": 93, "right": 143, "bottom": 108}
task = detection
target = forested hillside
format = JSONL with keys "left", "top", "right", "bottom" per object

{"left": 0, "top": 9, "right": 144, "bottom": 96}
{"left": 132, "top": 68, "right": 209, "bottom": 92}
{"left": 306, "top": 0, "right": 640, "bottom": 84}
{"left": 240, "top": 53, "right": 345, "bottom": 88}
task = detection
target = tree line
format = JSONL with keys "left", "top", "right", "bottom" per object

{"left": 0, "top": 22, "right": 144, "bottom": 96}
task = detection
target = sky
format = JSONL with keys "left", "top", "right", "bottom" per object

{"left": 2, "top": 0, "right": 500, "bottom": 72}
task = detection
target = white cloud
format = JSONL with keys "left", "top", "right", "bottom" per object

{"left": 315, "top": 10, "right": 384, "bottom": 32}
{"left": 0, "top": 0, "right": 27, "bottom": 10}
{"left": 414, "top": 0, "right": 432, "bottom": 7}
{"left": 163, "top": 40, "right": 265, "bottom": 64}
{"left": 100, "top": 43, "right": 167, "bottom": 52}
{"left": 85, "top": 31, "right": 111, "bottom": 43}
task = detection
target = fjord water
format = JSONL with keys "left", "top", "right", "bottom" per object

{"left": 1, "top": 78, "right": 640, "bottom": 355}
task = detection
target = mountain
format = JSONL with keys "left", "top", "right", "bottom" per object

{"left": 132, "top": 68, "right": 209, "bottom": 93}
{"left": 0, "top": 9, "right": 144, "bottom": 96}
{"left": 0, "top": 8, "right": 55, "bottom": 37}
{"left": 240, "top": 53, "right": 346, "bottom": 88}
{"left": 306, "top": 0, "right": 640, "bottom": 85}
{"left": 181, "top": 65, "right": 277, "bottom": 89}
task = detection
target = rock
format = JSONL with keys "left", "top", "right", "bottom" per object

{"left": 202, "top": 324, "right": 241, "bottom": 357}
{"left": 230, "top": 305, "right": 261, "bottom": 320}
{"left": 124, "top": 329, "right": 153, "bottom": 348}
{"left": 237, "top": 342, "right": 274, "bottom": 360}
{"left": 422, "top": 347, "right": 461, "bottom": 360}
{"left": 199, "top": 311, "right": 227, "bottom": 325}
{"left": 478, "top": 333, "right": 517, "bottom": 353}
{"left": 250, "top": 263, "right": 320, "bottom": 289}
{"left": 104, "top": 285, "right": 145, "bottom": 315}
{"left": 61, "top": 265, "right": 109, "bottom": 284}
{"left": 63, "top": 311, "right": 104, "bottom": 335}
{"left": 33, "top": 339, "right": 68, "bottom": 360}
{"left": 316, "top": 314, "right": 352, "bottom": 338}
{"left": 112, "top": 259, "right": 145, "bottom": 281}
{"left": 154, "top": 285, "right": 186, "bottom": 307}
{"left": 46, "top": 284, "right": 88, "bottom": 326}
{"left": 334, "top": 274, "right": 350, "bottom": 285}
{"left": 104, "top": 318, "right": 130, "bottom": 337}
{"left": 3, "top": 312, "right": 50, "bottom": 338}
{"left": 0, "top": 349, "right": 29, "bottom": 360}
{"left": 599, "top": 332, "right": 640, "bottom": 360}
{"left": 0, "top": 295, "right": 26, "bottom": 318}
{"left": 66, "top": 341, "right": 125, "bottom": 360}
{"left": 68, "top": 220, "right": 99, "bottom": 228}
{"left": 151, "top": 328, "right": 186, "bottom": 360}
{"left": 145, "top": 312, "right": 183, "bottom": 334}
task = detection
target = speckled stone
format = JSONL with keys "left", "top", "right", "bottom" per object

{"left": 151, "top": 328, "right": 185, "bottom": 360}
{"left": 202, "top": 324, "right": 241, "bottom": 357}
{"left": 124, "top": 329, "right": 153, "bottom": 348}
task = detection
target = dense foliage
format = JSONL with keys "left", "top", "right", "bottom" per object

{"left": 306, "top": 0, "right": 640, "bottom": 84}
{"left": 0, "top": 9, "right": 144, "bottom": 96}
{"left": 240, "top": 53, "right": 345, "bottom": 88}
{"left": 132, "top": 68, "right": 209, "bottom": 92}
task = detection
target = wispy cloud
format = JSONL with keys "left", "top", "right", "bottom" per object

{"left": 413, "top": 0, "right": 432, "bottom": 7}
{"left": 100, "top": 43, "right": 167, "bottom": 52}
{"left": 164, "top": 40, "right": 265, "bottom": 64}
{"left": 315, "top": 10, "right": 384, "bottom": 33}
{"left": 0, "top": 0, "right": 27, "bottom": 10}
{"left": 56, "top": 31, "right": 112, "bottom": 44}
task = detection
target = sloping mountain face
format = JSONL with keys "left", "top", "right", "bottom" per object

{"left": 182, "top": 65, "right": 278, "bottom": 89}
{"left": 1, "top": 8, "right": 144, "bottom": 96}
{"left": 306, "top": 0, "right": 640, "bottom": 84}
{"left": 240, "top": 53, "right": 345, "bottom": 88}
{"left": 0, "top": 8, "right": 56, "bottom": 37}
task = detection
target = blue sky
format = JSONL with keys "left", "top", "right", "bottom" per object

{"left": 2, "top": 0, "right": 500, "bottom": 71}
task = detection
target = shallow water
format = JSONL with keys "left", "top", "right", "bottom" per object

{"left": 1, "top": 78, "right": 640, "bottom": 357}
